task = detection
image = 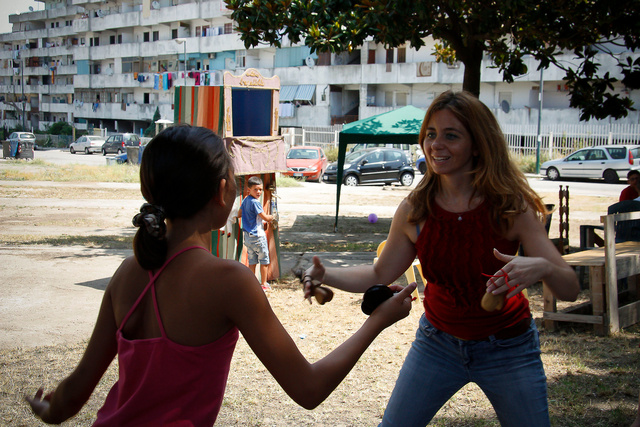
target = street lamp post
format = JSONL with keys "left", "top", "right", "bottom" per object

{"left": 19, "top": 45, "right": 27, "bottom": 130}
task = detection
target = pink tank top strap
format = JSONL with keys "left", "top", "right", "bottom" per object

{"left": 118, "top": 245, "right": 208, "bottom": 333}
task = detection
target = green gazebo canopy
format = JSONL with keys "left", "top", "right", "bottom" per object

{"left": 334, "top": 105, "right": 426, "bottom": 230}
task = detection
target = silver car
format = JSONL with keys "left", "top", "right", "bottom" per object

{"left": 69, "top": 135, "right": 106, "bottom": 154}
{"left": 541, "top": 145, "right": 640, "bottom": 183}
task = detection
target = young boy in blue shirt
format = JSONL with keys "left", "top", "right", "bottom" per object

{"left": 238, "top": 176, "right": 274, "bottom": 290}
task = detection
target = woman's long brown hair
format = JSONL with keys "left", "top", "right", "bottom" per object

{"left": 407, "top": 91, "right": 547, "bottom": 232}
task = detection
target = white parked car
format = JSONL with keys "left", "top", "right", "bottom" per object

{"left": 69, "top": 135, "right": 106, "bottom": 154}
{"left": 541, "top": 145, "right": 640, "bottom": 183}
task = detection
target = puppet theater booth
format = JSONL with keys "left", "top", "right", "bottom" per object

{"left": 174, "top": 68, "right": 286, "bottom": 281}
{"left": 333, "top": 105, "right": 426, "bottom": 230}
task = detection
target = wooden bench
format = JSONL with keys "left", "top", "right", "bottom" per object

{"left": 543, "top": 210, "right": 640, "bottom": 335}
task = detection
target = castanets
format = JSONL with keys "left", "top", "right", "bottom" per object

{"left": 361, "top": 285, "right": 395, "bottom": 315}
{"left": 292, "top": 268, "right": 334, "bottom": 305}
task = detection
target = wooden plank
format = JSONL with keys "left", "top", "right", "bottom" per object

{"left": 590, "top": 266, "right": 605, "bottom": 335}
{"left": 543, "top": 283, "right": 557, "bottom": 331}
{"left": 543, "top": 312, "right": 604, "bottom": 324}
{"left": 603, "top": 215, "right": 620, "bottom": 334}
{"left": 620, "top": 300, "right": 640, "bottom": 329}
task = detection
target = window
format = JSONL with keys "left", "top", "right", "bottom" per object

{"left": 110, "top": 35, "right": 116, "bottom": 44}
{"left": 396, "top": 92, "right": 407, "bottom": 106}
{"left": 384, "top": 150, "right": 403, "bottom": 162}
{"left": 143, "top": 32, "right": 150, "bottom": 42}
{"left": 152, "top": 31, "right": 159, "bottom": 41}
{"left": 588, "top": 149, "right": 607, "bottom": 161}
{"left": 368, "top": 49, "right": 376, "bottom": 64}
{"left": 386, "top": 49, "right": 394, "bottom": 63}
{"left": 143, "top": 93, "right": 150, "bottom": 104}
{"left": 397, "top": 47, "right": 406, "bottom": 63}
{"left": 118, "top": 34, "right": 122, "bottom": 44}
{"left": 236, "top": 50, "right": 246, "bottom": 67}
{"left": 567, "top": 150, "right": 588, "bottom": 161}
{"left": 224, "top": 23, "right": 233, "bottom": 34}
{"left": 195, "top": 26, "right": 201, "bottom": 37}
{"left": 607, "top": 147, "right": 627, "bottom": 160}
{"left": 172, "top": 29, "right": 178, "bottom": 39}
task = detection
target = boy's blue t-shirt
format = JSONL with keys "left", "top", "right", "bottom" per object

{"left": 240, "top": 195, "right": 264, "bottom": 235}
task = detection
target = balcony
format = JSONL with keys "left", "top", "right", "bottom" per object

{"left": 40, "top": 102, "right": 72, "bottom": 113}
{"left": 90, "top": 11, "right": 141, "bottom": 32}
{"left": 73, "top": 101, "right": 173, "bottom": 122}
{"left": 75, "top": 73, "right": 157, "bottom": 89}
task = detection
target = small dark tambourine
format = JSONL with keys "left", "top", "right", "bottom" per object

{"left": 361, "top": 285, "right": 394, "bottom": 315}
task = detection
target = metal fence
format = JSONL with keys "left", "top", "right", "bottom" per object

{"left": 35, "top": 134, "right": 73, "bottom": 148}
{"left": 502, "top": 123, "right": 640, "bottom": 160}
{"left": 283, "top": 122, "right": 640, "bottom": 161}
{"left": 283, "top": 125, "right": 343, "bottom": 152}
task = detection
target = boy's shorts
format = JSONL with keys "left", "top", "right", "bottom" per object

{"left": 243, "top": 231, "right": 270, "bottom": 265}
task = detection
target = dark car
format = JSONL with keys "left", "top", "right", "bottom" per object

{"left": 102, "top": 133, "right": 141, "bottom": 155}
{"left": 322, "top": 147, "right": 414, "bottom": 186}
{"left": 416, "top": 155, "right": 427, "bottom": 174}
{"left": 4, "top": 132, "right": 36, "bottom": 159}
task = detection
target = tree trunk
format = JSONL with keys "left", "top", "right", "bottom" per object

{"left": 459, "top": 46, "right": 483, "bottom": 98}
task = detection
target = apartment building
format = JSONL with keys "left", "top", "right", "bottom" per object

{"left": 1, "top": 0, "right": 639, "bottom": 135}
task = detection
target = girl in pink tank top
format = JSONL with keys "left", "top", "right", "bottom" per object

{"left": 26, "top": 125, "right": 416, "bottom": 426}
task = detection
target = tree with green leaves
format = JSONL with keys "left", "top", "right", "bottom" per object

{"left": 47, "top": 121, "right": 73, "bottom": 136}
{"left": 144, "top": 107, "right": 161, "bottom": 137}
{"left": 226, "top": 0, "right": 640, "bottom": 120}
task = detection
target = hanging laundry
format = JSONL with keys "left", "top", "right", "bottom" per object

{"left": 204, "top": 72, "right": 210, "bottom": 85}
{"left": 134, "top": 72, "right": 138, "bottom": 80}
{"left": 162, "top": 73, "right": 167, "bottom": 90}
{"left": 158, "top": 73, "right": 163, "bottom": 90}
{"left": 154, "top": 74, "right": 159, "bottom": 90}
{"left": 195, "top": 72, "right": 200, "bottom": 85}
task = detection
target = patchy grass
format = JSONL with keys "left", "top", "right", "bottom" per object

{"left": 3, "top": 282, "right": 639, "bottom": 426}
{"left": 0, "top": 160, "right": 140, "bottom": 182}
{"left": 0, "top": 234, "right": 132, "bottom": 249}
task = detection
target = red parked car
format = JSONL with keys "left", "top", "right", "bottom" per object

{"left": 283, "top": 146, "right": 329, "bottom": 182}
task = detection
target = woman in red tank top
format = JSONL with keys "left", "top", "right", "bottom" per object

{"left": 303, "top": 91, "right": 580, "bottom": 426}
{"left": 25, "top": 125, "right": 417, "bottom": 426}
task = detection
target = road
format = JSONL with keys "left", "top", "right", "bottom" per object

{"left": 35, "top": 146, "right": 118, "bottom": 166}
{"left": 33, "top": 147, "right": 628, "bottom": 198}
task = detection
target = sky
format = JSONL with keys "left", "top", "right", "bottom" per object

{"left": 0, "top": 0, "right": 43, "bottom": 35}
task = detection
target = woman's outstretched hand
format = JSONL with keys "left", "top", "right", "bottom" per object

{"left": 485, "top": 249, "right": 550, "bottom": 298}
{"left": 25, "top": 388, "right": 52, "bottom": 422}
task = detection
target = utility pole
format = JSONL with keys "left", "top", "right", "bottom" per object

{"left": 21, "top": 49, "right": 25, "bottom": 130}
{"left": 535, "top": 68, "right": 543, "bottom": 175}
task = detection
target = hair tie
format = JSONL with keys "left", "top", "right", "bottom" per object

{"left": 132, "top": 203, "right": 166, "bottom": 239}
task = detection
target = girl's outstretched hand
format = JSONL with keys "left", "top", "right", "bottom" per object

{"left": 369, "top": 282, "right": 417, "bottom": 328}
{"left": 25, "top": 388, "right": 52, "bottom": 422}
{"left": 303, "top": 255, "right": 326, "bottom": 303}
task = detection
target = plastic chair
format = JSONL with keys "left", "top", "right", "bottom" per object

{"left": 373, "top": 240, "right": 421, "bottom": 302}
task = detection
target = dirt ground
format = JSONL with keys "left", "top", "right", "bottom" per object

{"left": 1, "top": 175, "right": 638, "bottom": 426}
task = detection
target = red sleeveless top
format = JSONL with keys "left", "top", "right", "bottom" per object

{"left": 416, "top": 201, "right": 530, "bottom": 340}
{"left": 93, "top": 246, "right": 238, "bottom": 426}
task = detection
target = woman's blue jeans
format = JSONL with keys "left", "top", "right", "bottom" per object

{"left": 380, "top": 314, "right": 550, "bottom": 427}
